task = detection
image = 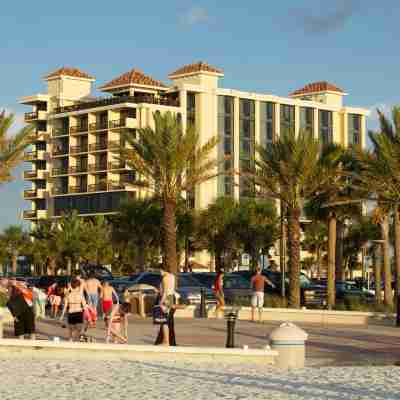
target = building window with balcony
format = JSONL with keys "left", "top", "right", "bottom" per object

{"left": 260, "top": 101, "right": 274, "bottom": 147}
{"left": 239, "top": 98, "right": 255, "bottom": 198}
{"left": 300, "top": 107, "right": 314, "bottom": 136}
{"left": 218, "top": 96, "right": 234, "bottom": 197}
{"left": 348, "top": 114, "right": 361, "bottom": 147}
{"left": 280, "top": 104, "right": 295, "bottom": 136}
{"left": 319, "top": 110, "right": 333, "bottom": 146}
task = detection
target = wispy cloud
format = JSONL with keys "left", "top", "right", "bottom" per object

{"left": 292, "top": 0, "right": 360, "bottom": 35}
{"left": 179, "top": 6, "right": 210, "bottom": 26}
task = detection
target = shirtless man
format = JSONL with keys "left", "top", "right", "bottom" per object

{"left": 84, "top": 273, "right": 102, "bottom": 311}
{"left": 101, "top": 281, "right": 118, "bottom": 327}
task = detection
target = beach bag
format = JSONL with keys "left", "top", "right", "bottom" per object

{"left": 83, "top": 305, "right": 97, "bottom": 325}
{"left": 152, "top": 305, "right": 168, "bottom": 325}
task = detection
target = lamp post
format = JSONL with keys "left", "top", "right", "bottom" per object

{"left": 280, "top": 201, "right": 286, "bottom": 299}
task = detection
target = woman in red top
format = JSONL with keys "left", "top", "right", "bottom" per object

{"left": 213, "top": 269, "right": 225, "bottom": 318}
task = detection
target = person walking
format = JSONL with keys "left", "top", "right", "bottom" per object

{"left": 6, "top": 281, "right": 36, "bottom": 340}
{"left": 60, "top": 278, "right": 87, "bottom": 342}
{"left": 84, "top": 273, "right": 102, "bottom": 325}
{"left": 101, "top": 281, "right": 119, "bottom": 328}
{"left": 213, "top": 269, "right": 225, "bottom": 318}
{"left": 155, "top": 268, "right": 176, "bottom": 346}
{"left": 106, "top": 303, "right": 130, "bottom": 344}
{"left": 32, "top": 286, "right": 47, "bottom": 319}
{"left": 250, "top": 267, "right": 275, "bottom": 322}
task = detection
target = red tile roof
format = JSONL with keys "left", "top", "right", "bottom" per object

{"left": 168, "top": 61, "right": 224, "bottom": 78}
{"left": 290, "top": 81, "right": 345, "bottom": 97}
{"left": 99, "top": 68, "right": 167, "bottom": 90}
{"left": 45, "top": 67, "right": 94, "bottom": 80}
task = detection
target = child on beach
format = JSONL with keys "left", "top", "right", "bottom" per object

{"left": 106, "top": 303, "right": 130, "bottom": 344}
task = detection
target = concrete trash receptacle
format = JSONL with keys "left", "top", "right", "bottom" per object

{"left": 269, "top": 322, "right": 308, "bottom": 369}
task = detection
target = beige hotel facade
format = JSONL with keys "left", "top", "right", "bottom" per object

{"left": 21, "top": 62, "right": 369, "bottom": 227}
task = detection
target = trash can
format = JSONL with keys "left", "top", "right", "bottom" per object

{"left": 269, "top": 322, "right": 308, "bottom": 369}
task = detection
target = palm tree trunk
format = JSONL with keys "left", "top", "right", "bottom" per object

{"left": 374, "top": 244, "right": 382, "bottom": 305}
{"left": 215, "top": 249, "right": 223, "bottom": 272}
{"left": 11, "top": 254, "right": 17, "bottom": 275}
{"left": 327, "top": 214, "right": 337, "bottom": 309}
{"left": 287, "top": 207, "right": 301, "bottom": 308}
{"left": 163, "top": 199, "right": 178, "bottom": 275}
{"left": 393, "top": 205, "right": 400, "bottom": 307}
{"left": 381, "top": 214, "right": 393, "bottom": 306}
{"left": 250, "top": 247, "right": 259, "bottom": 272}
{"left": 67, "top": 258, "right": 72, "bottom": 275}
{"left": 335, "top": 221, "right": 345, "bottom": 280}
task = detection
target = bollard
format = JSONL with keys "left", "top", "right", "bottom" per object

{"left": 199, "top": 288, "right": 207, "bottom": 318}
{"left": 225, "top": 310, "right": 238, "bottom": 348}
{"left": 269, "top": 322, "right": 308, "bottom": 369}
{"left": 0, "top": 314, "right": 3, "bottom": 339}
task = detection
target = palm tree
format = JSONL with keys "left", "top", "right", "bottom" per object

{"left": 122, "top": 111, "right": 219, "bottom": 274}
{"left": 356, "top": 107, "right": 400, "bottom": 308}
{"left": 234, "top": 198, "right": 278, "bottom": 271}
{"left": 0, "top": 225, "right": 30, "bottom": 275}
{"left": 254, "top": 129, "right": 342, "bottom": 308}
{"left": 302, "top": 221, "right": 327, "bottom": 279}
{"left": 0, "top": 110, "right": 34, "bottom": 184}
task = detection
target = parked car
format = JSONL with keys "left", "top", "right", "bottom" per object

{"left": 192, "top": 272, "right": 253, "bottom": 304}
{"left": 130, "top": 272, "right": 216, "bottom": 305}
{"left": 233, "top": 269, "right": 327, "bottom": 307}
{"left": 36, "top": 275, "right": 71, "bottom": 292}
{"left": 335, "top": 281, "right": 375, "bottom": 303}
{"left": 80, "top": 264, "right": 113, "bottom": 281}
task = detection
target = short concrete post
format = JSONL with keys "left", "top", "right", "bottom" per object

{"left": 0, "top": 314, "right": 3, "bottom": 339}
{"left": 269, "top": 322, "right": 308, "bottom": 369}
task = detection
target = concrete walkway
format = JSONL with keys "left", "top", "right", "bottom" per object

{"left": 4, "top": 316, "right": 400, "bottom": 366}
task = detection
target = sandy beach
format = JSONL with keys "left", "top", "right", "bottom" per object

{"left": 1, "top": 357, "right": 399, "bottom": 400}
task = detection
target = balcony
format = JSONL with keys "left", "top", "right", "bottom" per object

{"left": 70, "top": 145, "right": 88, "bottom": 154}
{"left": 70, "top": 125, "right": 89, "bottom": 135}
{"left": 24, "top": 151, "right": 37, "bottom": 161}
{"left": 24, "top": 110, "right": 47, "bottom": 122}
{"left": 121, "top": 173, "right": 136, "bottom": 184}
{"left": 69, "top": 165, "right": 88, "bottom": 174}
{"left": 52, "top": 167, "right": 69, "bottom": 176}
{"left": 88, "top": 182, "right": 108, "bottom": 192}
{"left": 108, "top": 161, "right": 126, "bottom": 170}
{"left": 52, "top": 187, "right": 68, "bottom": 196}
{"left": 52, "top": 128, "right": 69, "bottom": 138}
{"left": 53, "top": 95, "right": 179, "bottom": 115}
{"left": 88, "top": 163, "right": 108, "bottom": 172}
{"left": 23, "top": 210, "right": 37, "bottom": 219}
{"left": 35, "top": 130, "right": 50, "bottom": 141}
{"left": 108, "top": 181, "right": 126, "bottom": 191}
{"left": 52, "top": 146, "right": 69, "bottom": 156}
{"left": 108, "top": 118, "right": 137, "bottom": 130}
{"left": 89, "top": 142, "right": 107, "bottom": 152}
{"left": 89, "top": 121, "right": 108, "bottom": 131}
{"left": 23, "top": 189, "right": 37, "bottom": 199}
{"left": 69, "top": 186, "right": 87, "bottom": 194}
{"left": 108, "top": 140, "right": 124, "bottom": 151}
{"left": 24, "top": 170, "right": 37, "bottom": 179}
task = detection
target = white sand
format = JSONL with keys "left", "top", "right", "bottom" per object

{"left": 0, "top": 358, "right": 399, "bottom": 400}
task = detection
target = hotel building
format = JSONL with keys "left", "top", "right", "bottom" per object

{"left": 21, "top": 62, "right": 369, "bottom": 224}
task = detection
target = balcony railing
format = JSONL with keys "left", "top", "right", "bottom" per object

{"left": 52, "top": 187, "right": 68, "bottom": 195}
{"left": 70, "top": 145, "right": 88, "bottom": 154}
{"left": 23, "top": 210, "right": 37, "bottom": 219}
{"left": 108, "top": 140, "right": 124, "bottom": 151}
{"left": 108, "top": 181, "right": 125, "bottom": 191}
{"left": 108, "top": 161, "right": 126, "bottom": 170}
{"left": 24, "top": 151, "right": 37, "bottom": 161}
{"left": 89, "top": 121, "right": 108, "bottom": 131}
{"left": 52, "top": 128, "right": 69, "bottom": 137}
{"left": 24, "top": 170, "right": 38, "bottom": 179}
{"left": 89, "top": 142, "right": 107, "bottom": 152}
{"left": 69, "top": 186, "right": 87, "bottom": 194}
{"left": 52, "top": 167, "right": 69, "bottom": 176}
{"left": 52, "top": 147, "right": 69, "bottom": 156}
{"left": 35, "top": 131, "right": 50, "bottom": 141}
{"left": 88, "top": 182, "right": 108, "bottom": 192}
{"left": 121, "top": 173, "right": 136, "bottom": 184}
{"left": 68, "top": 165, "right": 88, "bottom": 174}
{"left": 53, "top": 95, "right": 179, "bottom": 115}
{"left": 24, "top": 112, "right": 38, "bottom": 122}
{"left": 23, "top": 189, "right": 37, "bottom": 199}
{"left": 70, "top": 125, "right": 89, "bottom": 135}
{"left": 88, "top": 163, "right": 108, "bottom": 172}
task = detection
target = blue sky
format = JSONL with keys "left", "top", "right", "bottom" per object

{"left": 0, "top": 0, "right": 398, "bottom": 229}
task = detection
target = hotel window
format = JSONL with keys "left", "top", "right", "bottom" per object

{"left": 280, "top": 104, "right": 295, "bottom": 136}
{"left": 319, "top": 110, "right": 333, "bottom": 146}
{"left": 260, "top": 101, "right": 274, "bottom": 147}
{"left": 300, "top": 107, "right": 314, "bottom": 136}
{"left": 348, "top": 114, "right": 361, "bottom": 147}
{"left": 217, "top": 96, "right": 234, "bottom": 196}
{"left": 239, "top": 99, "right": 255, "bottom": 198}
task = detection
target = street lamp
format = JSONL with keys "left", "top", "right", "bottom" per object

{"left": 279, "top": 201, "right": 286, "bottom": 299}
